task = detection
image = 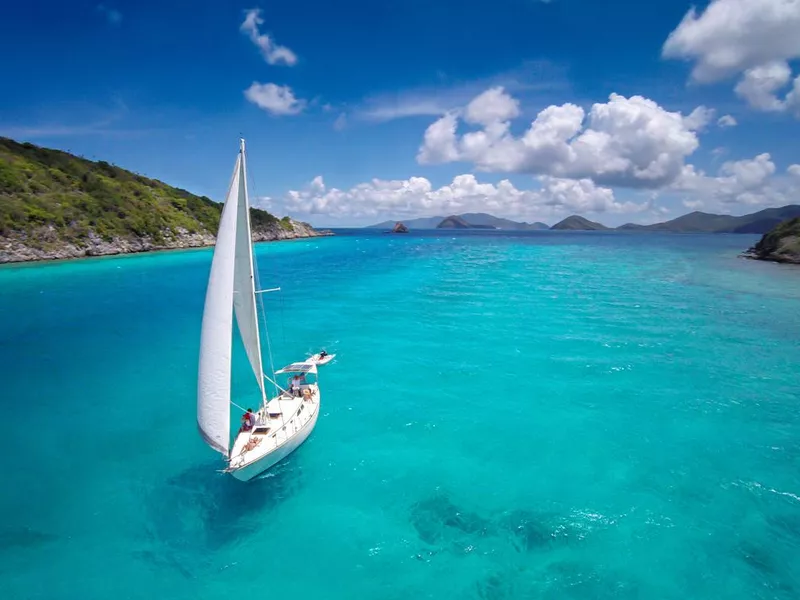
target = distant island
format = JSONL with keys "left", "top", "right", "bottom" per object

{"left": 0, "top": 137, "right": 330, "bottom": 264}
{"left": 742, "top": 217, "right": 800, "bottom": 265}
{"left": 551, "top": 215, "right": 608, "bottom": 231}
{"left": 437, "top": 215, "right": 495, "bottom": 229}
{"left": 617, "top": 205, "right": 800, "bottom": 233}
{"left": 368, "top": 213, "right": 549, "bottom": 230}
{"left": 367, "top": 206, "right": 800, "bottom": 234}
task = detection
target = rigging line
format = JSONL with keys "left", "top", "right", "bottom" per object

{"left": 245, "top": 147, "right": 280, "bottom": 398}
{"left": 280, "top": 282, "right": 287, "bottom": 351}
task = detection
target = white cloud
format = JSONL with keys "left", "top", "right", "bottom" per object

{"left": 464, "top": 87, "right": 521, "bottom": 126}
{"left": 734, "top": 61, "right": 792, "bottom": 111}
{"left": 717, "top": 115, "right": 737, "bottom": 127}
{"left": 97, "top": 4, "right": 122, "bottom": 25}
{"left": 418, "top": 112, "right": 460, "bottom": 164}
{"left": 788, "top": 164, "right": 800, "bottom": 177}
{"left": 786, "top": 75, "right": 800, "bottom": 116}
{"left": 359, "top": 99, "right": 451, "bottom": 122}
{"left": 683, "top": 105, "right": 716, "bottom": 131}
{"left": 417, "top": 89, "right": 703, "bottom": 189}
{"left": 720, "top": 153, "right": 776, "bottom": 188}
{"left": 662, "top": 0, "right": 800, "bottom": 117}
{"left": 244, "top": 83, "right": 306, "bottom": 115}
{"left": 671, "top": 152, "right": 799, "bottom": 210}
{"left": 355, "top": 60, "right": 570, "bottom": 122}
{"left": 240, "top": 9, "right": 298, "bottom": 66}
{"left": 662, "top": 0, "right": 800, "bottom": 83}
{"left": 265, "top": 173, "right": 652, "bottom": 224}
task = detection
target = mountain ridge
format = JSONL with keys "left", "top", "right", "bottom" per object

{"left": 367, "top": 206, "right": 800, "bottom": 234}
{"left": 367, "top": 212, "right": 548, "bottom": 230}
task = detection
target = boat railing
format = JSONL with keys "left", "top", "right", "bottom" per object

{"left": 227, "top": 389, "right": 318, "bottom": 471}
{"left": 257, "top": 388, "right": 318, "bottom": 449}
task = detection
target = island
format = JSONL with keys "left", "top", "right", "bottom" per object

{"left": 368, "top": 213, "right": 548, "bottom": 230}
{"left": 0, "top": 137, "right": 331, "bottom": 264}
{"left": 742, "top": 217, "right": 800, "bottom": 265}
{"left": 368, "top": 206, "right": 800, "bottom": 234}
{"left": 388, "top": 222, "right": 409, "bottom": 233}
{"left": 618, "top": 205, "right": 800, "bottom": 233}
{"left": 436, "top": 215, "right": 496, "bottom": 229}
{"left": 551, "top": 215, "right": 608, "bottom": 231}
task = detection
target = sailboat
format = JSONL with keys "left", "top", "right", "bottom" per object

{"left": 197, "top": 138, "right": 325, "bottom": 481}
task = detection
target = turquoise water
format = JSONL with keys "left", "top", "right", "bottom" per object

{"left": 1, "top": 230, "right": 799, "bottom": 599}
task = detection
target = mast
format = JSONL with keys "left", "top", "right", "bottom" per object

{"left": 233, "top": 138, "right": 268, "bottom": 408}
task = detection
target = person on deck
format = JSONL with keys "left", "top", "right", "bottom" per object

{"left": 240, "top": 408, "right": 255, "bottom": 433}
{"left": 290, "top": 375, "right": 301, "bottom": 397}
{"left": 319, "top": 350, "right": 328, "bottom": 359}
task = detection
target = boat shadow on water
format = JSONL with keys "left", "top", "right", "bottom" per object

{"left": 408, "top": 491, "right": 643, "bottom": 599}
{"left": 135, "top": 458, "right": 303, "bottom": 577}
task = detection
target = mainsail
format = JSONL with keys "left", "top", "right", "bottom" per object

{"left": 197, "top": 152, "right": 241, "bottom": 456}
{"left": 197, "top": 139, "right": 267, "bottom": 457}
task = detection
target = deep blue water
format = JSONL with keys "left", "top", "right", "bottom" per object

{"left": 1, "top": 230, "right": 799, "bottom": 599}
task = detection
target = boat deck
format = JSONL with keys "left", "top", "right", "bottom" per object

{"left": 229, "top": 385, "right": 319, "bottom": 467}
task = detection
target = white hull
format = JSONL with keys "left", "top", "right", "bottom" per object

{"left": 308, "top": 353, "right": 335, "bottom": 365}
{"left": 226, "top": 388, "right": 320, "bottom": 481}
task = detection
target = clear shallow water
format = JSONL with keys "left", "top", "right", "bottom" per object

{"left": 1, "top": 230, "right": 799, "bottom": 599}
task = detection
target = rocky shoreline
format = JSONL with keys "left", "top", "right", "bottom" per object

{"left": 0, "top": 219, "right": 332, "bottom": 264}
{"left": 740, "top": 217, "right": 800, "bottom": 265}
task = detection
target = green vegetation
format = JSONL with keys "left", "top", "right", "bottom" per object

{"left": 279, "top": 216, "right": 294, "bottom": 232}
{"left": 0, "top": 136, "right": 281, "bottom": 248}
{"left": 748, "top": 217, "right": 800, "bottom": 264}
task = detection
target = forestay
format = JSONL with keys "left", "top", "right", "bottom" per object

{"left": 232, "top": 140, "right": 266, "bottom": 403}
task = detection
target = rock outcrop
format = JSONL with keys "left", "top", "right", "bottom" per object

{"left": 391, "top": 222, "right": 409, "bottom": 233}
{"left": 742, "top": 217, "right": 800, "bottom": 265}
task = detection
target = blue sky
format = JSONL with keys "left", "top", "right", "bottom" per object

{"left": 2, "top": 0, "right": 799, "bottom": 226}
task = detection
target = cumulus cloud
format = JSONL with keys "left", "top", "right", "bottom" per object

{"left": 244, "top": 83, "right": 306, "bottom": 115}
{"left": 717, "top": 115, "right": 737, "bottom": 128}
{"left": 788, "top": 164, "right": 800, "bottom": 177}
{"left": 417, "top": 112, "right": 460, "bottom": 163}
{"left": 786, "top": 75, "right": 800, "bottom": 116}
{"left": 463, "top": 87, "right": 521, "bottom": 126}
{"left": 264, "top": 173, "right": 652, "bottom": 223}
{"left": 662, "top": 0, "right": 800, "bottom": 83}
{"left": 734, "top": 61, "right": 793, "bottom": 111}
{"left": 240, "top": 9, "right": 298, "bottom": 66}
{"left": 672, "top": 152, "right": 800, "bottom": 209}
{"left": 417, "top": 88, "right": 704, "bottom": 189}
{"left": 662, "top": 0, "right": 800, "bottom": 117}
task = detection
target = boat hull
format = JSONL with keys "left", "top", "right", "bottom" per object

{"left": 229, "top": 400, "right": 319, "bottom": 481}
{"left": 308, "top": 352, "right": 335, "bottom": 365}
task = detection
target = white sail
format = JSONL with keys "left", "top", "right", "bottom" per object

{"left": 197, "top": 153, "right": 242, "bottom": 456}
{"left": 232, "top": 140, "right": 267, "bottom": 403}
